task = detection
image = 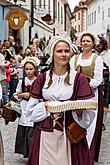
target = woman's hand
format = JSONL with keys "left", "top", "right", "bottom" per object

{"left": 17, "top": 92, "right": 30, "bottom": 99}
{"left": 44, "top": 101, "right": 52, "bottom": 109}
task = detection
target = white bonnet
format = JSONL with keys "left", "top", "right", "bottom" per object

{"left": 70, "top": 44, "right": 78, "bottom": 54}
{"left": 45, "top": 34, "right": 71, "bottom": 64}
{"left": 21, "top": 56, "right": 40, "bottom": 68}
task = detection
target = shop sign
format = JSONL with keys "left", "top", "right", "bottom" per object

{"left": 6, "top": 9, "right": 28, "bottom": 30}
{"left": 35, "top": 8, "right": 47, "bottom": 17}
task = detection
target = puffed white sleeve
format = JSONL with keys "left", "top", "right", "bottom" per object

{"left": 15, "top": 80, "right": 22, "bottom": 93}
{"left": 70, "top": 56, "right": 76, "bottom": 70}
{"left": 26, "top": 97, "right": 50, "bottom": 122}
{"left": 89, "top": 56, "right": 103, "bottom": 88}
{"left": 13, "top": 79, "right": 22, "bottom": 100}
{"left": 72, "top": 109, "right": 95, "bottom": 129}
{"left": 0, "top": 55, "right": 5, "bottom": 66}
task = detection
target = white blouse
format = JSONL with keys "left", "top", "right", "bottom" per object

{"left": 26, "top": 70, "right": 95, "bottom": 130}
{"left": 70, "top": 53, "right": 103, "bottom": 147}
{"left": 70, "top": 53, "right": 103, "bottom": 89}
{"left": 99, "top": 50, "right": 110, "bottom": 81}
{"left": 15, "top": 77, "right": 36, "bottom": 127}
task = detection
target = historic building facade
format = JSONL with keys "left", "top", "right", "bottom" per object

{"left": 71, "top": 0, "right": 110, "bottom": 43}
{"left": 0, "top": 0, "right": 72, "bottom": 48}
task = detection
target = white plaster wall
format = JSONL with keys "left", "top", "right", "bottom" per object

{"left": 87, "top": 0, "right": 110, "bottom": 37}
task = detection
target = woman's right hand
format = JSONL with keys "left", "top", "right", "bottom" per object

{"left": 44, "top": 101, "right": 51, "bottom": 109}
{"left": 17, "top": 92, "right": 29, "bottom": 99}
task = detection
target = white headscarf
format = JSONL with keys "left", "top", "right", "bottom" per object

{"left": 70, "top": 44, "right": 78, "bottom": 54}
{"left": 21, "top": 56, "right": 40, "bottom": 68}
{"left": 45, "top": 34, "right": 71, "bottom": 64}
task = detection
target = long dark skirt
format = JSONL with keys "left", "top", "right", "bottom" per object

{"left": 9, "top": 78, "right": 18, "bottom": 98}
{"left": 90, "top": 86, "right": 104, "bottom": 163}
{"left": 103, "top": 80, "right": 110, "bottom": 107}
{"left": 15, "top": 125, "right": 35, "bottom": 158}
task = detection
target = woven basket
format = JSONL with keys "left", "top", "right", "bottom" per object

{"left": 47, "top": 100, "right": 98, "bottom": 113}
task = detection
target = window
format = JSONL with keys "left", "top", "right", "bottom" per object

{"left": 55, "top": 0, "right": 57, "bottom": 19}
{"left": 44, "top": 0, "right": 46, "bottom": 8}
{"left": 33, "top": 0, "right": 36, "bottom": 6}
{"left": 61, "top": 6, "right": 63, "bottom": 24}
{"left": 98, "top": 6, "right": 100, "bottom": 13}
{"left": 92, "top": 12, "right": 93, "bottom": 24}
{"left": 78, "top": 12, "right": 80, "bottom": 20}
{"left": 78, "top": 25, "right": 80, "bottom": 32}
{"left": 58, "top": 2, "right": 60, "bottom": 22}
{"left": 48, "top": 0, "right": 50, "bottom": 13}
{"left": 108, "top": 8, "right": 110, "bottom": 17}
{"left": 94, "top": 11, "right": 96, "bottom": 23}
{"left": 102, "top": 11, "right": 104, "bottom": 20}
{"left": 74, "top": 14, "right": 76, "bottom": 22}
{"left": 90, "top": 13, "right": 91, "bottom": 25}
{"left": 87, "top": 15, "right": 89, "bottom": 26}
{"left": 39, "top": 0, "right": 42, "bottom": 7}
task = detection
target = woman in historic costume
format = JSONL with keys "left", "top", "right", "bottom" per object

{"left": 26, "top": 35, "right": 96, "bottom": 165}
{"left": 0, "top": 52, "right": 10, "bottom": 104}
{"left": 70, "top": 32, "right": 104, "bottom": 164}
{"left": 14, "top": 57, "right": 40, "bottom": 158}
{"left": 95, "top": 37, "right": 110, "bottom": 131}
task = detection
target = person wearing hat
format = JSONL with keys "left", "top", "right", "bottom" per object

{"left": 70, "top": 43, "right": 79, "bottom": 57}
{"left": 25, "top": 35, "right": 96, "bottom": 165}
{"left": 14, "top": 56, "right": 40, "bottom": 158}
{"left": 0, "top": 53, "right": 10, "bottom": 104}
{"left": 95, "top": 37, "right": 110, "bottom": 131}
{"left": 70, "top": 32, "right": 104, "bottom": 164}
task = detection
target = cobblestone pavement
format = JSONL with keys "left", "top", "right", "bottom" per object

{"left": 97, "top": 112, "right": 110, "bottom": 165}
{"left": 0, "top": 113, "right": 110, "bottom": 165}
{"left": 0, "top": 118, "right": 26, "bottom": 165}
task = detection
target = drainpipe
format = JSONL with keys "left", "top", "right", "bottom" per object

{"left": 64, "top": 3, "right": 66, "bottom": 31}
{"left": 53, "top": 0, "right": 55, "bottom": 36}
{"left": 29, "top": 0, "right": 34, "bottom": 43}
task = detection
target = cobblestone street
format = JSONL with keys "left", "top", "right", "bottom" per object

{"left": 0, "top": 113, "right": 110, "bottom": 165}
{"left": 98, "top": 112, "right": 110, "bottom": 165}
{"left": 0, "top": 118, "right": 26, "bottom": 165}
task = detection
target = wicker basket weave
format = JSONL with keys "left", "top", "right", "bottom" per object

{"left": 47, "top": 100, "right": 98, "bottom": 113}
